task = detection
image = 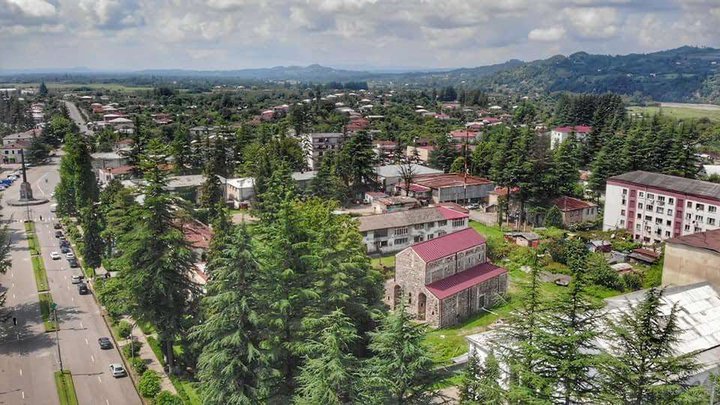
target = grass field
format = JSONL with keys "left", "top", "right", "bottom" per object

{"left": 39, "top": 292, "right": 58, "bottom": 332}
{"left": 469, "top": 220, "right": 505, "bottom": 241}
{"left": 54, "top": 371, "right": 79, "bottom": 405}
{"left": 628, "top": 105, "right": 720, "bottom": 122}
{"left": 25, "top": 222, "right": 50, "bottom": 292}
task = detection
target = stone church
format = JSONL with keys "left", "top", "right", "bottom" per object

{"left": 387, "top": 228, "right": 508, "bottom": 328}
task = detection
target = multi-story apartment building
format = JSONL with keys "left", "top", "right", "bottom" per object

{"left": 301, "top": 132, "right": 346, "bottom": 170}
{"left": 603, "top": 171, "right": 720, "bottom": 244}
{"left": 549, "top": 125, "right": 592, "bottom": 149}
{"left": 358, "top": 206, "right": 469, "bottom": 254}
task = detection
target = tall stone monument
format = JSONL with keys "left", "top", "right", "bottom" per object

{"left": 18, "top": 150, "right": 34, "bottom": 201}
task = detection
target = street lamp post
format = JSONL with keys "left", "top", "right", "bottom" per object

{"left": 52, "top": 304, "right": 63, "bottom": 371}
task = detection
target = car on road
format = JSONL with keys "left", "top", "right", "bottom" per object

{"left": 98, "top": 337, "right": 113, "bottom": 350}
{"left": 53, "top": 223, "right": 62, "bottom": 230}
{"left": 50, "top": 251, "right": 61, "bottom": 260}
{"left": 71, "top": 274, "right": 83, "bottom": 284}
{"left": 60, "top": 245, "right": 70, "bottom": 254}
{"left": 65, "top": 251, "right": 75, "bottom": 259}
{"left": 109, "top": 364, "right": 126, "bottom": 377}
{"left": 77, "top": 283, "right": 89, "bottom": 295}
{"left": 68, "top": 258, "right": 79, "bottom": 268}
{"left": 54, "top": 230, "right": 63, "bottom": 238}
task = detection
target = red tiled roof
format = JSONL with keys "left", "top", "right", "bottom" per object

{"left": 426, "top": 262, "right": 507, "bottom": 299}
{"left": 102, "top": 165, "right": 135, "bottom": 175}
{"left": 409, "top": 184, "right": 431, "bottom": 192}
{"left": 553, "top": 125, "right": 592, "bottom": 134}
{"left": 666, "top": 229, "right": 720, "bottom": 254}
{"left": 450, "top": 129, "right": 478, "bottom": 139}
{"left": 490, "top": 186, "right": 520, "bottom": 196}
{"left": 411, "top": 228, "right": 485, "bottom": 262}
{"left": 178, "top": 220, "right": 214, "bottom": 250}
{"left": 436, "top": 206, "right": 469, "bottom": 220}
{"left": 436, "top": 202, "right": 469, "bottom": 214}
{"left": 552, "top": 196, "right": 596, "bottom": 212}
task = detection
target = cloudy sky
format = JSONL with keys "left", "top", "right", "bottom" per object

{"left": 1, "top": 0, "right": 719, "bottom": 71}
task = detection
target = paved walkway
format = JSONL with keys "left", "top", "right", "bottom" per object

{"left": 119, "top": 316, "right": 177, "bottom": 394}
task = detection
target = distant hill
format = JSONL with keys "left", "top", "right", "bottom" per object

{"left": 136, "top": 64, "right": 377, "bottom": 82}
{"left": 453, "top": 46, "right": 720, "bottom": 103}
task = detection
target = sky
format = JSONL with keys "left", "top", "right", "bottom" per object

{"left": 1, "top": 0, "right": 719, "bottom": 71}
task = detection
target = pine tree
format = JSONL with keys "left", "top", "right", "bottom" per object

{"left": 294, "top": 309, "right": 360, "bottom": 405}
{"left": 190, "top": 225, "right": 266, "bottom": 405}
{"left": 81, "top": 204, "right": 104, "bottom": 269}
{"left": 550, "top": 137, "right": 580, "bottom": 197}
{"left": 544, "top": 205, "right": 563, "bottom": 228}
{"left": 338, "top": 131, "right": 378, "bottom": 196}
{"left": 599, "top": 287, "right": 701, "bottom": 404}
{"left": 460, "top": 351, "right": 503, "bottom": 404}
{"left": 360, "top": 300, "right": 436, "bottom": 404}
{"left": 429, "top": 134, "right": 457, "bottom": 173}
{"left": 27, "top": 136, "right": 50, "bottom": 164}
{"left": 38, "top": 81, "right": 48, "bottom": 97}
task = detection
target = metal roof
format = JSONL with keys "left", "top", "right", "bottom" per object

{"left": 609, "top": 171, "right": 720, "bottom": 201}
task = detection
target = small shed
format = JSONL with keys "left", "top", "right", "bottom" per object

{"left": 504, "top": 231, "right": 541, "bottom": 248}
{"left": 628, "top": 248, "right": 661, "bottom": 265}
{"left": 610, "top": 263, "right": 635, "bottom": 275}
{"left": 587, "top": 240, "right": 612, "bottom": 253}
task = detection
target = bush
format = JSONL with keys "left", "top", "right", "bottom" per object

{"left": 622, "top": 272, "right": 643, "bottom": 291}
{"left": 122, "top": 341, "right": 143, "bottom": 358}
{"left": 139, "top": 370, "right": 161, "bottom": 398}
{"left": 117, "top": 320, "right": 133, "bottom": 339}
{"left": 129, "top": 357, "right": 148, "bottom": 375}
{"left": 587, "top": 253, "right": 622, "bottom": 290}
{"left": 153, "top": 391, "right": 183, "bottom": 405}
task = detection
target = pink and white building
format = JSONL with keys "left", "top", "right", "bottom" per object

{"left": 603, "top": 171, "right": 720, "bottom": 244}
{"left": 550, "top": 125, "right": 592, "bottom": 149}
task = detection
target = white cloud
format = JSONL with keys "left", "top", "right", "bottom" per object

{"left": 6, "top": 0, "right": 56, "bottom": 18}
{"left": 563, "top": 6, "right": 620, "bottom": 39}
{"left": 529, "top": 26, "right": 566, "bottom": 42}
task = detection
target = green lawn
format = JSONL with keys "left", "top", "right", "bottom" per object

{"left": 54, "top": 371, "right": 79, "bottom": 405}
{"left": 469, "top": 220, "right": 505, "bottom": 241}
{"left": 628, "top": 105, "right": 720, "bottom": 122}
{"left": 31, "top": 256, "right": 49, "bottom": 292}
{"left": 370, "top": 254, "right": 395, "bottom": 271}
{"left": 170, "top": 376, "right": 202, "bottom": 405}
{"left": 39, "top": 292, "right": 58, "bottom": 332}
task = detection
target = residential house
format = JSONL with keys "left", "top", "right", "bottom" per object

{"left": 552, "top": 196, "right": 598, "bottom": 227}
{"left": 1, "top": 141, "right": 31, "bottom": 164}
{"left": 373, "top": 196, "right": 418, "bottom": 213}
{"left": 224, "top": 177, "right": 256, "bottom": 205}
{"left": 587, "top": 239, "right": 612, "bottom": 253}
{"left": 504, "top": 232, "right": 541, "bottom": 248}
{"left": 364, "top": 192, "right": 388, "bottom": 205}
{"left": 91, "top": 152, "right": 129, "bottom": 171}
{"left": 3, "top": 128, "right": 40, "bottom": 146}
{"left": 388, "top": 228, "right": 508, "bottom": 328}
{"left": 449, "top": 129, "right": 479, "bottom": 144}
{"left": 603, "top": 171, "right": 720, "bottom": 244}
{"left": 98, "top": 165, "right": 135, "bottom": 184}
{"left": 405, "top": 145, "right": 434, "bottom": 164}
{"left": 178, "top": 219, "right": 214, "bottom": 290}
{"left": 375, "top": 164, "right": 443, "bottom": 192}
{"left": 663, "top": 229, "right": 720, "bottom": 290}
{"left": 550, "top": 125, "right": 592, "bottom": 149}
{"left": 358, "top": 206, "right": 469, "bottom": 254}
{"left": 373, "top": 141, "right": 397, "bottom": 162}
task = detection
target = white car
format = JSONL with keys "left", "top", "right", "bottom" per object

{"left": 65, "top": 252, "right": 75, "bottom": 259}
{"left": 50, "top": 251, "right": 61, "bottom": 260}
{"left": 109, "top": 364, "right": 126, "bottom": 378}
{"left": 71, "top": 275, "right": 83, "bottom": 284}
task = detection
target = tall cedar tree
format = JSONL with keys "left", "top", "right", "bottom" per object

{"left": 544, "top": 205, "right": 563, "bottom": 228}
{"left": 307, "top": 151, "right": 350, "bottom": 205}
{"left": 429, "top": 134, "right": 457, "bottom": 173}
{"left": 55, "top": 132, "right": 98, "bottom": 215}
{"left": 460, "top": 351, "right": 504, "bottom": 404}
{"left": 534, "top": 239, "right": 603, "bottom": 404}
{"left": 113, "top": 145, "right": 198, "bottom": 374}
{"left": 191, "top": 225, "right": 266, "bottom": 405}
{"left": 337, "top": 131, "right": 378, "bottom": 197}
{"left": 80, "top": 204, "right": 104, "bottom": 269}
{"left": 550, "top": 137, "right": 580, "bottom": 197}
{"left": 599, "top": 287, "right": 702, "bottom": 404}
{"left": 361, "top": 300, "right": 437, "bottom": 404}
{"left": 294, "top": 309, "right": 360, "bottom": 405}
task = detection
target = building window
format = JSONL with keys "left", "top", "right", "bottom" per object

{"left": 427, "top": 234, "right": 434, "bottom": 240}
{"left": 696, "top": 203, "right": 705, "bottom": 211}
{"left": 687, "top": 201, "right": 693, "bottom": 208}
{"left": 655, "top": 218, "right": 662, "bottom": 225}
{"left": 666, "top": 220, "right": 672, "bottom": 226}
{"left": 645, "top": 215, "right": 652, "bottom": 221}
{"left": 696, "top": 215, "right": 704, "bottom": 222}
{"left": 394, "top": 237, "right": 408, "bottom": 245}
{"left": 414, "top": 224, "right": 425, "bottom": 230}
{"left": 710, "top": 206, "right": 718, "bottom": 213}
{"left": 647, "top": 193, "right": 654, "bottom": 199}
{"left": 685, "top": 224, "right": 691, "bottom": 231}
{"left": 620, "top": 219, "right": 625, "bottom": 226}
{"left": 639, "top": 192, "right": 644, "bottom": 198}
{"left": 709, "top": 218, "right": 716, "bottom": 226}
{"left": 637, "top": 213, "right": 642, "bottom": 219}
{"left": 669, "top": 198, "right": 674, "bottom": 204}
{"left": 413, "top": 235, "right": 424, "bottom": 243}
{"left": 686, "top": 213, "right": 692, "bottom": 220}
{"left": 638, "top": 203, "right": 643, "bottom": 209}
{"left": 665, "top": 231, "right": 671, "bottom": 237}
{"left": 636, "top": 224, "right": 641, "bottom": 231}
{"left": 647, "top": 205, "right": 654, "bottom": 212}
{"left": 395, "top": 227, "right": 408, "bottom": 236}
{"left": 667, "top": 209, "right": 673, "bottom": 216}
{"left": 379, "top": 241, "right": 388, "bottom": 247}
{"left": 622, "top": 189, "right": 628, "bottom": 195}
{"left": 658, "top": 196, "right": 665, "bottom": 203}
{"left": 452, "top": 219, "right": 465, "bottom": 227}
{"left": 621, "top": 209, "right": 626, "bottom": 216}
{"left": 437, "top": 220, "right": 447, "bottom": 226}
{"left": 656, "top": 207, "right": 663, "bottom": 214}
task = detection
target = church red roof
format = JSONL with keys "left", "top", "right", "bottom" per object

{"left": 426, "top": 262, "right": 507, "bottom": 299}
{"left": 411, "top": 228, "right": 485, "bottom": 262}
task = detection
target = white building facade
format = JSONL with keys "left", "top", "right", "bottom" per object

{"left": 603, "top": 171, "right": 720, "bottom": 244}
{"left": 550, "top": 125, "right": 592, "bottom": 149}
{"left": 301, "top": 132, "right": 346, "bottom": 170}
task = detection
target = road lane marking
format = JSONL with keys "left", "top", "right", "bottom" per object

{"left": 80, "top": 322, "right": 83, "bottom": 329}
{"left": 19, "top": 368, "right": 22, "bottom": 376}
{"left": 10, "top": 272, "right": 13, "bottom": 278}
{"left": 21, "top": 391, "right": 24, "bottom": 399}
{"left": 12, "top": 294, "right": 15, "bottom": 299}
{"left": 91, "top": 355, "right": 95, "bottom": 363}
{"left": 98, "top": 376, "right": 102, "bottom": 383}
{"left": 106, "top": 399, "right": 110, "bottom": 405}
{"left": 85, "top": 338, "right": 88, "bottom": 345}
{"left": 71, "top": 297, "right": 74, "bottom": 302}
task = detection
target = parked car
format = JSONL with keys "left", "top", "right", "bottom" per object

{"left": 71, "top": 274, "right": 83, "bottom": 284}
{"left": 465, "top": 203, "right": 480, "bottom": 210}
{"left": 50, "top": 204, "right": 57, "bottom": 213}
{"left": 53, "top": 223, "right": 62, "bottom": 230}
{"left": 60, "top": 245, "right": 70, "bottom": 254}
{"left": 50, "top": 251, "right": 61, "bottom": 260}
{"left": 68, "top": 258, "right": 79, "bottom": 268}
{"left": 54, "top": 230, "right": 63, "bottom": 238}
{"left": 59, "top": 240, "right": 70, "bottom": 248}
{"left": 98, "top": 337, "right": 113, "bottom": 350}
{"left": 77, "top": 283, "right": 89, "bottom": 295}
{"left": 109, "top": 363, "right": 126, "bottom": 377}
{"left": 65, "top": 251, "right": 75, "bottom": 259}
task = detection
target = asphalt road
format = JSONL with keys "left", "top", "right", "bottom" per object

{"left": 61, "top": 101, "right": 93, "bottom": 136}
{"left": 0, "top": 159, "right": 140, "bottom": 405}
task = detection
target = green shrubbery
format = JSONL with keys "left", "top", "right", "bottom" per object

{"left": 122, "top": 341, "right": 143, "bottom": 358}
{"left": 153, "top": 391, "right": 183, "bottom": 405}
{"left": 117, "top": 320, "right": 133, "bottom": 338}
{"left": 129, "top": 357, "right": 148, "bottom": 375}
{"left": 138, "top": 370, "right": 161, "bottom": 398}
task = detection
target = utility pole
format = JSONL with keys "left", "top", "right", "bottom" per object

{"left": 52, "top": 303, "right": 63, "bottom": 371}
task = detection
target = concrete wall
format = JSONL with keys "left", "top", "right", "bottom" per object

{"left": 437, "top": 273, "right": 508, "bottom": 328}
{"left": 663, "top": 243, "right": 720, "bottom": 290}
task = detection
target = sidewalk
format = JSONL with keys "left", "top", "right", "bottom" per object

{"left": 120, "top": 315, "right": 177, "bottom": 394}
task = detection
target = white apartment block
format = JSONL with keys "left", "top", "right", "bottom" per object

{"left": 603, "top": 171, "right": 720, "bottom": 244}
{"left": 301, "top": 132, "right": 346, "bottom": 170}
{"left": 549, "top": 125, "right": 592, "bottom": 149}
{"left": 358, "top": 206, "right": 469, "bottom": 254}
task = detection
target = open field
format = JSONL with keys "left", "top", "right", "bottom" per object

{"left": 628, "top": 103, "right": 720, "bottom": 122}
